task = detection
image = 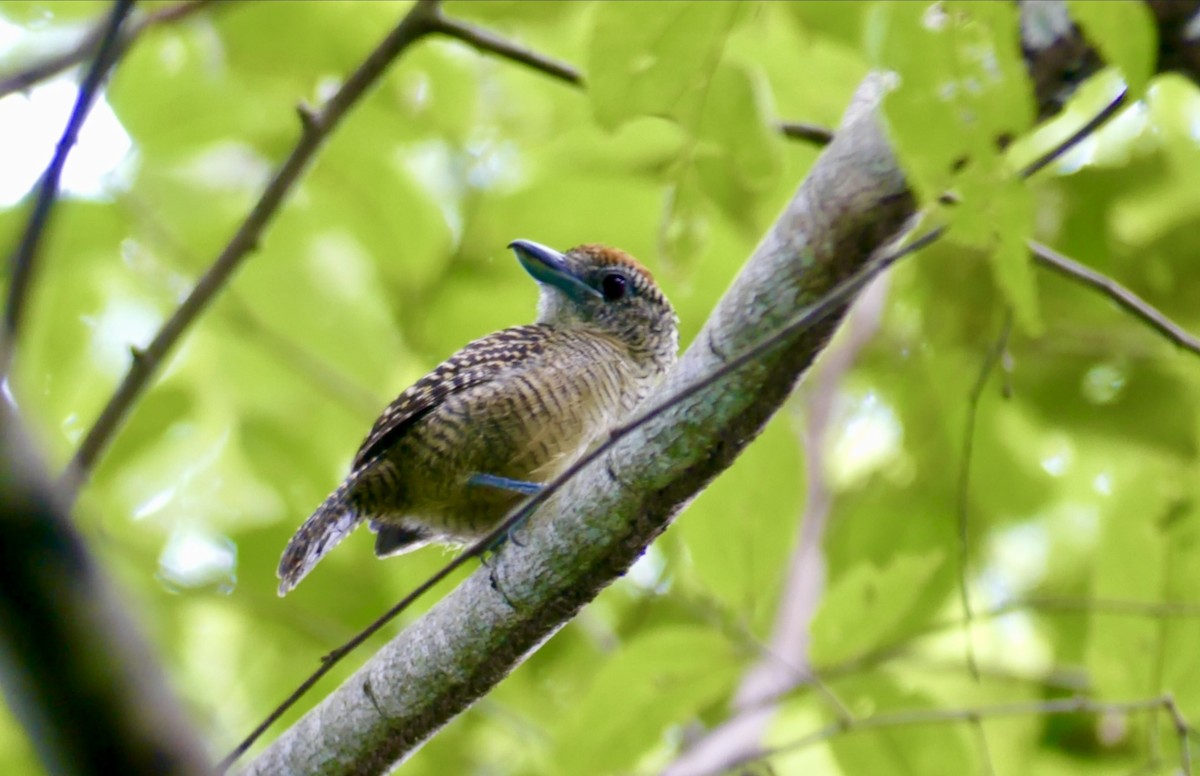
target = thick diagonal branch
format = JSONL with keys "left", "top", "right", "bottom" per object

{"left": 241, "top": 73, "right": 913, "bottom": 776}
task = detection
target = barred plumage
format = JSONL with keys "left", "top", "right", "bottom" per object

{"left": 277, "top": 240, "right": 678, "bottom": 595}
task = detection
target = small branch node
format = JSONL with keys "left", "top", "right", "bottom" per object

{"left": 778, "top": 121, "right": 835, "bottom": 146}
{"left": 296, "top": 101, "right": 322, "bottom": 134}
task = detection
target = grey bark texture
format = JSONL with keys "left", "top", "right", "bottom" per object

{"left": 243, "top": 74, "right": 914, "bottom": 776}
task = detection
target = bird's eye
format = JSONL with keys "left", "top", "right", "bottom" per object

{"left": 600, "top": 272, "right": 628, "bottom": 301}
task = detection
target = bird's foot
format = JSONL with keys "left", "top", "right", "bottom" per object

{"left": 482, "top": 516, "right": 529, "bottom": 556}
{"left": 469, "top": 473, "right": 541, "bottom": 549}
{"left": 467, "top": 473, "right": 544, "bottom": 496}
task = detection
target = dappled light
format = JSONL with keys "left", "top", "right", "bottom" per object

{"left": 3, "top": 2, "right": 1200, "bottom": 775}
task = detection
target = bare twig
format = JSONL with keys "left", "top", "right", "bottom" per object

{"left": 779, "top": 120, "right": 835, "bottom": 146}
{"left": 774, "top": 73, "right": 1127, "bottom": 167}
{"left": 1166, "top": 693, "right": 1196, "bottom": 775}
{"left": 62, "top": 0, "right": 443, "bottom": 497}
{"left": 0, "top": 0, "right": 218, "bottom": 99}
{"left": 426, "top": 10, "right": 848, "bottom": 153}
{"left": 428, "top": 10, "right": 582, "bottom": 86}
{"left": 1028, "top": 240, "right": 1200, "bottom": 358}
{"left": 2, "top": 0, "right": 136, "bottom": 379}
{"left": 719, "top": 590, "right": 1200, "bottom": 732}
{"left": 742, "top": 695, "right": 1190, "bottom": 774}
{"left": 1018, "top": 595, "right": 1200, "bottom": 618}
{"left": 1018, "top": 87, "right": 1128, "bottom": 179}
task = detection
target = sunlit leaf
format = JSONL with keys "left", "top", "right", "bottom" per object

{"left": 811, "top": 550, "right": 945, "bottom": 665}
{"left": 1067, "top": 0, "right": 1156, "bottom": 98}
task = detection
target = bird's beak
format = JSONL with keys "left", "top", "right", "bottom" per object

{"left": 509, "top": 239, "right": 602, "bottom": 300}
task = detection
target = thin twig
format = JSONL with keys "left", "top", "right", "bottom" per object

{"left": 2, "top": 0, "right": 136, "bottom": 379}
{"left": 428, "top": 10, "right": 582, "bottom": 86}
{"left": 1018, "top": 87, "right": 1129, "bottom": 179}
{"left": 778, "top": 120, "right": 834, "bottom": 146}
{"left": 427, "top": 9, "right": 847, "bottom": 153}
{"left": 62, "top": 0, "right": 444, "bottom": 498}
{"left": 1165, "top": 693, "right": 1196, "bottom": 776}
{"left": 774, "top": 77, "right": 1127, "bottom": 171}
{"left": 748, "top": 695, "right": 1188, "bottom": 772}
{"left": 220, "top": 224, "right": 947, "bottom": 770}
{"left": 1028, "top": 240, "right": 1200, "bottom": 358}
{"left": 0, "top": 0, "right": 218, "bottom": 100}
{"left": 955, "top": 311, "right": 1012, "bottom": 683}
{"left": 1018, "top": 595, "right": 1200, "bottom": 618}
{"left": 736, "top": 589, "right": 1200, "bottom": 728}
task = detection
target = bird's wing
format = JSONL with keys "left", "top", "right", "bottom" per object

{"left": 351, "top": 324, "right": 551, "bottom": 469}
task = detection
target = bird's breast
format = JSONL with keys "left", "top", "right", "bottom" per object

{"left": 376, "top": 329, "right": 661, "bottom": 538}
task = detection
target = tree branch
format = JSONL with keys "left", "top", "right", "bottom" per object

{"left": 1029, "top": 240, "right": 1200, "bottom": 357}
{"left": 1018, "top": 86, "right": 1128, "bottom": 178}
{"left": 427, "top": 10, "right": 849, "bottom": 150}
{"left": 0, "top": 404, "right": 211, "bottom": 775}
{"left": 239, "top": 71, "right": 916, "bottom": 776}
{"left": 2, "top": 0, "right": 135, "bottom": 379}
{"left": 748, "top": 694, "right": 1191, "bottom": 774}
{"left": 62, "top": 0, "right": 443, "bottom": 498}
{"left": 0, "top": 0, "right": 219, "bottom": 100}
{"left": 778, "top": 120, "right": 835, "bottom": 146}
{"left": 428, "top": 10, "right": 582, "bottom": 86}
{"left": 226, "top": 2, "right": 1200, "bottom": 772}
{"left": 224, "top": 222, "right": 938, "bottom": 771}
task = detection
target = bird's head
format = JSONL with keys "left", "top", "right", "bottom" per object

{"left": 510, "top": 239, "right": 678, "bottom": 368}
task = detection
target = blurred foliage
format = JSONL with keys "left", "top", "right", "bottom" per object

{"left": 2, "top": 1, "right": 1200, "bottom": 774}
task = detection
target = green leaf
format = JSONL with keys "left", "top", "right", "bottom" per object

{"left": 1087, "top": 461, "right": 1177, "bottom": 699}
{"left": 955, "top": 172, "right": 1041, "bottom": 335}
{"left": 681, "top": 412, "right": 804, "bottom": 632}
{"left": 587, "top": 1, "right": 746, "bottom": 131}
{"left": 867, "top": 1, "right": 1035, "bottom": 206}
{"left": 693, "top": 62, "right": 783, "bottom": 216}
{"left": 826, "top": 675, "right": 975, "bottom": 776}
{"left": 811, "top": 550, "right": 945, "bottom": 665}
{"left": 1157, "top": 504, "right": 1200, "bottom": 748}
{"left": 659, "top": 171, "right": 710, "bottom": 265}
{"left": 1068, "top": 0, "right": 1156, "bottom": 97}
{"left": 552, "top": 626, "right": 744, "bottom": 775}
{"left": 869, "top": 0, "right": 1040, "bottom": 333}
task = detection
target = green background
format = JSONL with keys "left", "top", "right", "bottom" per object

{"left": 2, "top": 1, "right": 1199, "bottom": 773}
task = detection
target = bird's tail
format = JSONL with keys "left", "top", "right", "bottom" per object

{"left": 277, "top": 485, "right": 362, "bottom": 596}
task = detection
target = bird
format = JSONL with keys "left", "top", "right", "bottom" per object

{"left": 276, "top": 239, "right": 679, "bottom": 595}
